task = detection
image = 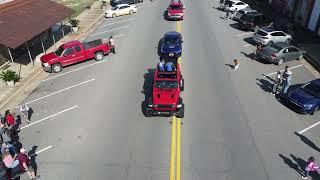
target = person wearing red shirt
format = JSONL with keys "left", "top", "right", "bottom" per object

{"left": 4, "top": 110, "right": 15, "bottom": 127}
{"left": 17, "top": 148, "right": 36, "bottom": 179}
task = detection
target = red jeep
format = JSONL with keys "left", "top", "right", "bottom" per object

{"left": 40, "top": 39, "right": 110, "bottom": 73}
{"left": 146, "top": 61, "right": 184, "bottom": 118}
{"left": 166, "top": 0, "right": 184, "bottom": 20}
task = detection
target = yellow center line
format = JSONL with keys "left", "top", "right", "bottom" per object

{"left": 176, "top": 118, "right": 181, "bottom": 180}
{"left": 170, "top": 117, "right": 177, "bottom": 180}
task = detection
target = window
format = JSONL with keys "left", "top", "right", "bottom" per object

{"left": 272, "top": 32, "right": 285, "bottom": 36}
{"left": 64, "top": 48, "right": 74, "bottom": 56}
{"left": 288, "top": 47, "right": 298, "bottom": 53}
{"left": 237, "top": 2, "right": 244, "bottom": 5}
{"left": 74, "top": 46, "right": 81, "bottom": 52}
{"left": 119, "top": 6, "right": 127, "bottom": 9}
{"left": 257, "top": 30, "right": 268, "bottom": 36}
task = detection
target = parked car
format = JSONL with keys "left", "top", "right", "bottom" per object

{"left": 233, "top": 8, "right": 258, "bottom": 21}
{"left": 256, "top": 42, "right": 306, "bottom": 65}
{"left": 105, "top": 4, "right": 137, "bottom": 18}
{"left": 146, "top": 62, "right": 184, "bottom": 118}
{"left": 226, "top": 0, "right": 249, "bottom": 12}
{"left": 166, "top": 0, "right": 184, "bottom": 20}
{"left": 253, "top": 27, "right": 292, "bottom": 45}
{"left": 160, "top": 31, "right": 183, "bottom": 58}
{"left": 282, "top": 79, "right": 320, "bottom": 115}
{"left": 238, "top": 13, "right": 272, "bottom": 31}
{"left": 40, "top": 40, "right": 110, "bottom": 73}
{"left": 110, "top": 0, "right": 142, "bottom": 7}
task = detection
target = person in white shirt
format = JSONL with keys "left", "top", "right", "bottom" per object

{"left": 109, "top": 36, "right": 116, "bottom": 54}
{"left": 19, "top": 104, "right": 30, "bottom": 124}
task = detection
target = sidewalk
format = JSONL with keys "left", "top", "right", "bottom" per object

{"left": 242, "top": 0, "right": 320, "bottom": 73}
{"left": 0, "top": 0, "right": 109, "bottom": 112}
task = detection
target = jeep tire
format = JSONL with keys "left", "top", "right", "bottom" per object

{"left": 176, "top": 104, "right": 184, "bottom": 118}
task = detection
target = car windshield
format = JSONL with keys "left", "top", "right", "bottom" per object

{"left": 240, "top": 15, "right": 253, "bottom": 23}
{"left": 238, "top": 10, "right": 245, "bottom": 14}
{"left": 257, "top": 30, "right": 268, "bottom": 36}
{"left": 164, "top": 37, "right": 179, "bottom": 44}
{"left": 111, "top": 6, "right": 118, "bottom": 10}
{"left": 170, "top": 5, "right": 182, "bottom": 9}
{"left": 155, "top": 80, "right": 178, "bottom": 89}
{"left": 268, "top": 43, "right": 283, "bottom": 52}
{"left": 302, "top": 82, "right": 320, "bottom": 98}
{"left": 55, "top": 46, "right": 64, "bottom": 56}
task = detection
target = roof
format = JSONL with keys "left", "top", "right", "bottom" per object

{"left": 0, "top": 0, "right": 75, "bottom": 49}
{"left": 311, "top": 79, "right": 320, "bottom": 86}
{"left": 260, "top": 27, "right": 276, "bottom": 33}
{"left": 273, "top": 42, "right": 290, "bottom": 48}
{"left": 164, "top": 31, "right": 181, "bottom": 37}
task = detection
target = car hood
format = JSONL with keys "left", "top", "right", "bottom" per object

{"left": 106, "top": 9, "right": 115, "bottom": 14}
{"left": 168, "top": 9, "right": 183, "bottom": 14}
{"left": 153, "top": 88, "right": 179, "bottom": 105}
{"left": 40, "top": 52, "right": 58, "bottom": 63}
{"left": 288, "top": 88, "right": 318, "bottom": 105}
{"left": 161, "top": 43, "right": 181, "bottom": 53}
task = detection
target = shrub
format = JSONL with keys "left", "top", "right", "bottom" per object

{"left": 0, "top": 70, "right": 19, "bottom": 82}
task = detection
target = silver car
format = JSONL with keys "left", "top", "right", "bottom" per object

{"left": 253, "top": 27, "right": 292, "bottom": 45}
{"left": 257, "top": 42, "right": 306, "bottom": 65}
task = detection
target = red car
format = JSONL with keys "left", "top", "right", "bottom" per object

{"left": 146, "top": 61, "right": 184, "bottom": 118}
{"left": 166, "top": 0, "right": 184, "bottom": 20}
{"left": 40, "top": 39, "right": 110, "bottom": 73}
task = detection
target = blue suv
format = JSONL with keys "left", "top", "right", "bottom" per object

{"left": 160, "top": 31, "right": 182, "bottom": 59}
{"left": 283, "top": 79, "right": 320, "bottom": 115}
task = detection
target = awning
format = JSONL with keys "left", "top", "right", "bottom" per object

{"left": 0, "top": 0, "right": 75, "bottom": 49}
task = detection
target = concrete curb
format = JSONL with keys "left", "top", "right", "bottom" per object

{"left": 0, "top": 5, "right": 107, "bottom": 112}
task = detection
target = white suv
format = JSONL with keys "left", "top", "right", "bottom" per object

{"left": 105, "top": 4, "right": 137, "bottom": 18}
{"left": 253, "top": 27, "right": 292, "bottom": 45}
{"left": 226, "top": 0, "right": 249, "bottom": 12}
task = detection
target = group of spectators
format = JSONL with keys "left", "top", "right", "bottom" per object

{"left": 0, "top": 104, "right": 37, "bottom": 179}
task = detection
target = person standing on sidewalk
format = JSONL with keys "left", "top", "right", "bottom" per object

{"left": 281, "top": 65, "right": 292, "bottom": 95}
{"left": 271, "top": 71, "right": 281, "bottom": 95}
{"left": 109, "top": 36, "right": 116, "bottom": 54}
{"left": 20, "top": 104, "right": 30, "bottom": 124}
{"left": 302, "top": 156, "right": 319, "bottom": 179}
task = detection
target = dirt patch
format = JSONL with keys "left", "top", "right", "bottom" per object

{"left": 53, "top": 0, "right": 98, "bottom": 17}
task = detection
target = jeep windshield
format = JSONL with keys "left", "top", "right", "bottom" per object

{"left": 55, "top": 46, "right": 65, "bottom": 56}
{"left": 169, "top": 5, "right": 182, "bottom": 9}
{"left": 155, "top": 80, "right": 178, "bottom": 89}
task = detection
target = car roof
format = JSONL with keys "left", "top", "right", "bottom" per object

{"left": 273, "top": 42, "right": 291, "bottom": 48}
{"left": 259, "top": 27, "right": 279, "bottom": 33}
{"left": 311, "top": 79, "right": 320, "bottom": 86}
{"left": 164, "top": 31, "right": 181, "bottom": 37}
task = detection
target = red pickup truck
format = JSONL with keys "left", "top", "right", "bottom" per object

{"left": 40, "top": 39, "right": 110, "bottom": 73}
{"left": 166, "top": 0, "right": 184, "bottom": 20}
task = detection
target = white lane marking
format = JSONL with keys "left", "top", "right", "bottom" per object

{"left": 29, "top": 146, "right": 54, "bottom": 157}
{"left": 43, "top": 62, "right": 106, "bottom": 82}
{"left": 89, "top": 26, "right": 129, "bottom": 37}
{"left": 264, "top": 64, "right": 304, "bottom": 77}
{"left": 20, "top": 105, "right": 78, "bottom": 130}
{"left": 299, "top": 121, "right": 320, "bottom": 134}
{"left": 98, "top": 18, "right": 135, "bottom": 28}
{"left": 244, "top": 44, "right": 251, "bottom": 47}
{"left": 102, "top": 34, "right": 125, "bottom": 41}
{"left": 16, "top": 79, "right": 95, "bottom": 107}
{"left": 235, "top": 32, "right": 254, "bottom": 36}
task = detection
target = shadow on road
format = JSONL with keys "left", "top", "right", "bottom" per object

{"left": 294, "top": 132, "right": 320, "bottom": 152}
{"left": 256, "top": 78, "right": 273, "bottom": 93}
{"left": 279, "top": 154, "right": 304, "bottom": 176}
{"left": 141, "top": 69, "right": 155, "bottom": 117}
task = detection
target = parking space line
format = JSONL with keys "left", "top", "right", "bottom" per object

{"left": 29, "top": 145, "right": 54, "bottom": 157}
{"left": 16, "top": 79, "right": 95, "bottom": 107}
{"left": 43, "top": 62, "right": 106, "bottom": 82}
{"left": 244, "top": 44, "right": 251, "bottom": 47}
{"left": 99, "top": 18, "right": 135, "bottom": 28}
{"left": 299, "top": 121, "right": 320, "bottom": 134}
{"left": 263, "top": 64, "right": 304, "bottom": 77}
{"left": 20, "top": 105, "right": 78, "bottom": 130}
{"left": 235, "top": 32, "right": 254, "bottom": 36}
{"left": 88, "top": 26, "right": 129, "bottom": 37}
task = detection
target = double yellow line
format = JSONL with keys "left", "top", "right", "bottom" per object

{"left": 169, "top": 21, "right": 182, "bottom": 180}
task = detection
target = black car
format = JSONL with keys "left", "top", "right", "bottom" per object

{"left": 110, "top": 0, "right": 142, "bottom": 7}
{"left": 238, "top": 13, "right": 272, "bottom": 31}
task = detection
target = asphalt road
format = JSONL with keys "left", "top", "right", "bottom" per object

{"left": 11, "top": 0, "right": 320, "bottom": 179}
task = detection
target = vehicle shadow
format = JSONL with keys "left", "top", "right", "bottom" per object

{"left": 141, "top": 69, "right": 155, "bottom": 117}
{"left": 243, "top": 37, "right": 256, "bottom": 46}
{"left": 240, "top": 51, "right": 270, "bottom": 64}
{"left": 294, "top": 132, "right": 320, "bottom": 152}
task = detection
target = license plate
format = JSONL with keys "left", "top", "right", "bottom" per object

{"left": 169, "top": 53, "right": 174, "bottom": 57}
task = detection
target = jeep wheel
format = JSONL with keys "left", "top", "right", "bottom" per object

{"left": 52, "top": 63, "right": 62, "bottom": 73}
{"left": 94, "top": 51, "right": 104, "bottom": 61}
{"left": 176, "top": 104, "right": 184, "bottom": 118}
{"left": 180, "top": 78, "right": 184, "bottom": 91}
{"left": 146, "top": 108, "right": 153, "bottom": 117}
